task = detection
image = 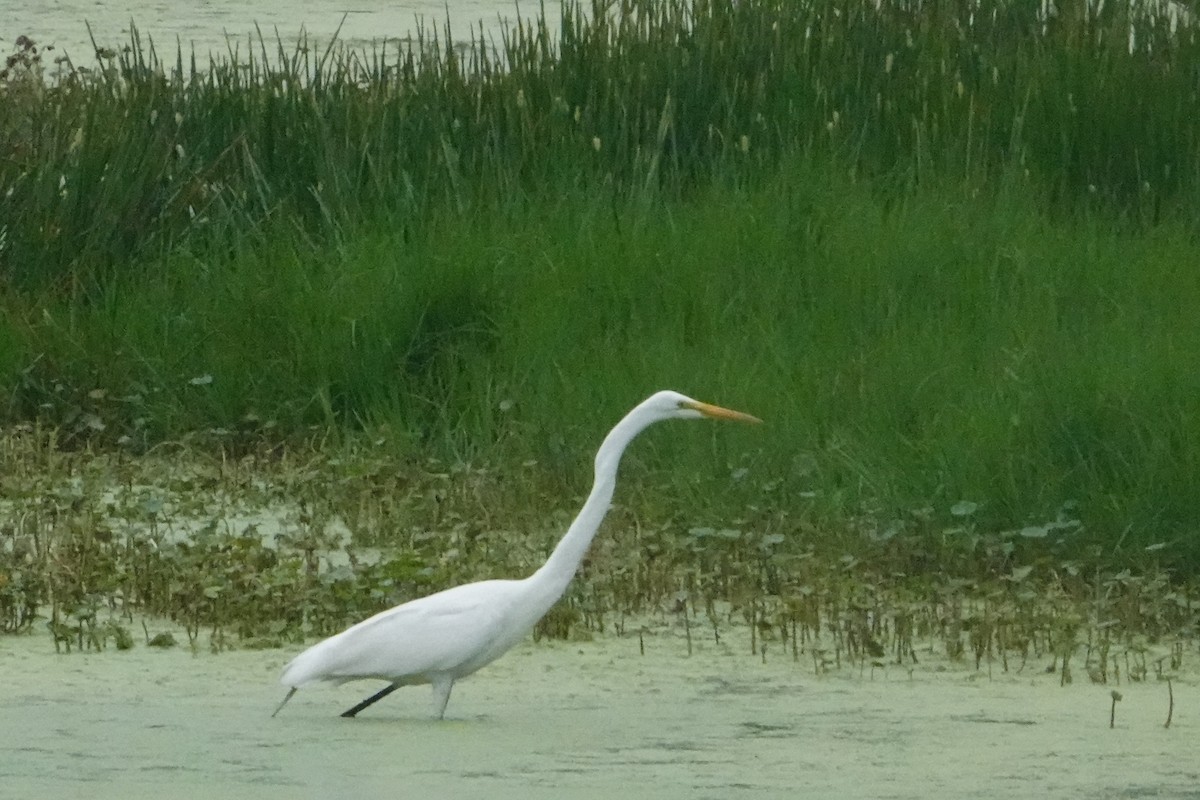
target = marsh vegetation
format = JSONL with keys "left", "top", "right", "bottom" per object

{"left": 1, "top": 424, "right": 1194, "bottom": 695}
{"left": 1, "top": 0, "right": 1198, "bottom": 671}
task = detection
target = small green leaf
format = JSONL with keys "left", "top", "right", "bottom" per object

{"left": 950, "top": 500, "right": 978, "bottom": 517}
{"left": 1007, "top": 565, "right": 1034, "bottom": 582}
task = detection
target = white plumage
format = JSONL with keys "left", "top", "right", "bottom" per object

{"left": 273, "top": 390, "right": 759, "bottom": 719}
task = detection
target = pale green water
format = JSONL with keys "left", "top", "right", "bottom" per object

{"left": 2, "top": 626, "right": 1197, "bottom": 799}
{"left": 2, "top": 1, "right": 552, "bottom": 64}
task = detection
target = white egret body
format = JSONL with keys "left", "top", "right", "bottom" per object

{"left": 273, "top": 390, "right": 759, "bottom": 719}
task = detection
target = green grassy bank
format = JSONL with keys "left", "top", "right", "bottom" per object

{"left": 2, "top": 0, "right": 1199, "bottom": 575}
{"left": 5, "top": 168, "right": 1199, "bottom": 568}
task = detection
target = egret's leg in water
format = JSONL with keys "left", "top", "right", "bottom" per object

{"left": 340, "top": 682, "right": 401, "bottom": 718}
{"left": 271, "top": 687, "right": 298, "bottom": 718}
{"left": 432, "top": 677, "right": 455, "bottom": 720}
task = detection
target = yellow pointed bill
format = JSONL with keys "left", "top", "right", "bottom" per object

{"left": 683, "top": 400, "right": 762, "bottom": 424}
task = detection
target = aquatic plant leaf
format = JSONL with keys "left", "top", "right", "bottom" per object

{"left": 950, "top": 501, "right": 978, "bottom": 517}
{"left": 1007, "top": 565, "right": 1034, "bottom": 582}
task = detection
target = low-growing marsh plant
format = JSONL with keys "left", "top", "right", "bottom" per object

{"left": 1, "top": 425, "right": 1196, "bottom": 670}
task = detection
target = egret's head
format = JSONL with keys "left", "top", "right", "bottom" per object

{"left": 644, "top": 390, "right": 762, "bottom": 424}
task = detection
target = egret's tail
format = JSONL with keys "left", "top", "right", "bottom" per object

{"left": 271, "top": 687, "right": 298, "bottom": 717}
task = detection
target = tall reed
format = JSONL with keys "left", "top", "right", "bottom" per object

{"left": 2, "top": 0, "right": 1198, "bottom": 566}
{"left": 2, "top": 0, "right": 1197, "bottom": 289}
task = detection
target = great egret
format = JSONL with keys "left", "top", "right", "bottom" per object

{"left": 272, "top": 390, "right": 760, "bottom": 719}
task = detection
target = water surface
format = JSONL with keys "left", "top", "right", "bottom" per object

{"left": 4, "top": 1, "right": 550, "bottom": 64}
{"left": 3, "top": 626, "right": 1196, "bottom": 799}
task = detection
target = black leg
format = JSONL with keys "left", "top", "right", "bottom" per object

{"left": 341, "top": 682, "right": 401, "bottom": 718}
{"left": 271, "top": 687, "right": 297, "bottom": 718}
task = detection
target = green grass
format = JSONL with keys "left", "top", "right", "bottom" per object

{"left": 1, "top": 0, "right": 1199, "bottom": 570}
{"left": 2, "top": 0, "right": 1198, "bottom": 290}
{"left": 5, "top": 160, "right": 1199, "bottom": 566}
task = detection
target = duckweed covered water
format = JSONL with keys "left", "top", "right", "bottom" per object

{"left": 2, "top": 627, "right": 1196, "bottom": 799}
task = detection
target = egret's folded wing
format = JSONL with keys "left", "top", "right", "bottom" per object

{"left": 280, "top": 579, "right": 518, "bottom": 686}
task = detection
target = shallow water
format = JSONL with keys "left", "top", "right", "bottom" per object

{"left": 3, "top": 1, "right": 550, "bottom": 64}
{"left": 2, "top": 626, "right": 1197, "bottom": 799}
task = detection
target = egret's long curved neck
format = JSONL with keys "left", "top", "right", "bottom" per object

{"left": 527, "top": 404, "right": 660, "bottom": 603}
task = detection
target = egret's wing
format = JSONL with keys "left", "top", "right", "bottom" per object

{"left": 280, "top": 579, "right": 519, "bottom": 687}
